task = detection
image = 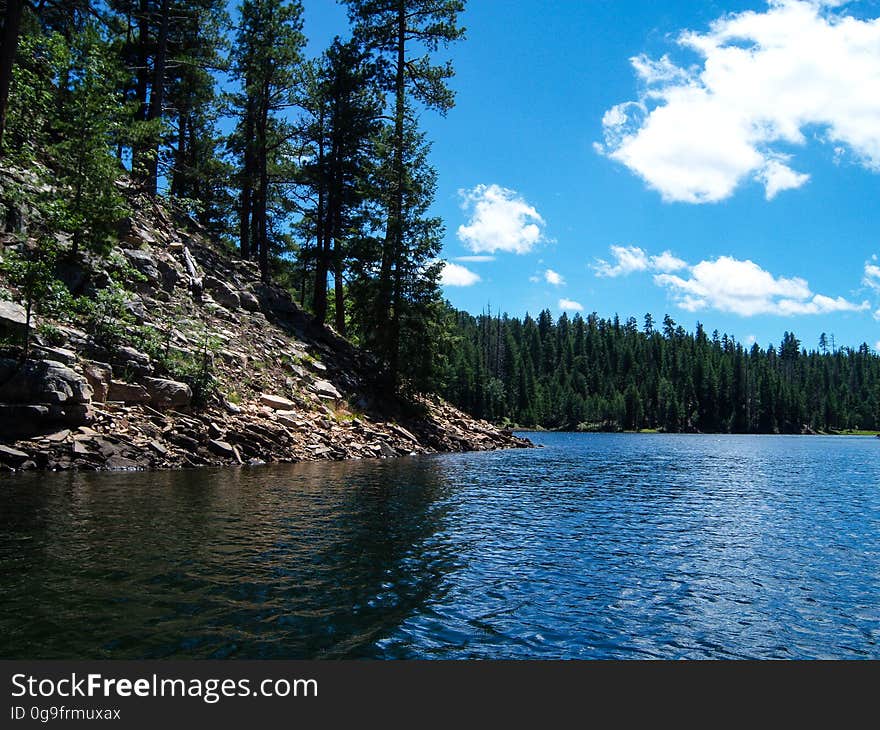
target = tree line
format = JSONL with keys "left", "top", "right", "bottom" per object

{"left": 438, "top": 308, "right": 880, "bottom": 434}
{"left": 0, "top": 0, "right": 464, "bottom": 390}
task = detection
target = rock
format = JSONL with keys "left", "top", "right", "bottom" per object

{"left": 0, "top": 358, "right": 91, "bottom": 405}
{"left": 208, "top": 439, "right": 234, "bottom": 457}
{"left": 149, "top": 440, "right": 168, "bottom": 456}
{"left": 260, "top": 393, "right": 295, "bottom": 410}
{"left": 45, "top": 429, "right": 71, "bottom": 442}
{"left": 308, "top": 359, "right": 327, "bottom": 372}
{"left": 33, "top": 346, "right": 76, "bottom": 364}
{"left": 390, "top": 424, "right": 418, "bottom": 443}
{"left": 378, "top": 441, "right": 397, "bottom": 459}
{"left": 239, "top": 290, "right": 261, "bottom": 312}
{"left": 122, "top": 248, "right": 161, "bottom": 287}
{"left": 83, "top": 361, "right": 112, "bottom": 402}
{"left": 156, "top": 259, "right": 180, "bottom": 292}
{"left": 204, "top": 276, "right": 241, "bottom": 310}
{"left": 313, "top": 380, "right": 341, "bottom": 399}
{"left": 0, "top": 444, "right": 30, "bottom": 466}
{"left": 117, "top": 345, "right": 151, "bottom": 368}
{"left": 142, "top": 377, "right": 192, "bottom": 409}
{"left": 107, "top": 380, "right": 150, "bottom": 403}
{"left": 0, "top": 299, "right": 28, "bottom": 336}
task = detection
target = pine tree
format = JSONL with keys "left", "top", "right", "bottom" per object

{"left": 229, "top": 0, "right": 305, "bottom": 279}
{"left": 342, "top": 0, "right": 465, "bottom": 386}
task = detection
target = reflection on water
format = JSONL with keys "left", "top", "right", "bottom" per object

{"left": 1, "top": 433, "right": 879, "bottom": 659}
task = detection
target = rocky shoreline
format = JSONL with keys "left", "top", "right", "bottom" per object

{"left": 0, "top": 186, "right": 530, "bottom": 473}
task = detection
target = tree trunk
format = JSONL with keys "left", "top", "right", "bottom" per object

{"left": 171, "top": 112, "right": 186, "bottom": 197}
{"left": 312, "top": 109, "right": 328, "bottom": 324}
{"left": 0, "top": 0, "right": 24, "bottom": 154}
{"left": 144, "top": 0, "right": 170, "bottom": 196}
{"left": 239, "top": 90, "right": 254, "bottom": 259}
{"left": 385, "top": 0, "right": 408, "bottom": 387}
{"left": 256, "top": 85, "right": 270, "bottom": 281}
{"left": 131, "top": 0, "right": 151, "bottom": 180}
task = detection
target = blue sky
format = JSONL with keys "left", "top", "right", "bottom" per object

{"left": 301, "top": 0, "right": 880, "bottom": 351}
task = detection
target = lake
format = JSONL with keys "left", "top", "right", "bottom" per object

{"left": 1, "top": 432, "right": 878, "bottom": 659}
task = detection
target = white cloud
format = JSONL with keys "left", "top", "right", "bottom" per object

{"left": 654, "top": 256, "right": 869, "bottom": 317}
{"left": 863, "top": 261, "right": 880, "bottom": 291}
{"left": 457, "top": 184, "right": 547, "bottom": 254}
{"left": 875, "top": 340, "right": 880, "bottom": 352}
{"left": 544, "top": 269, "right": 565, "bottom": 286}
{"left": 593, "top": 245, "right": 687, "bottom": 277}
{"left": 598, "top": 1, "right": 880, "bottom": 202}
{"left": 440, "top": 262, "right": 481, "bottom": 287}
{"left": 455, "top": 255, "right": 495, "bottom": 263}
{"left": 558, "top": 298, "right": 584, "bottom": 312}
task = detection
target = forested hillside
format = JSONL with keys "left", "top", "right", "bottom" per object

{"left": 439, "top": 309, "right": 880, "bottom": 434}
{"left": 0, "top": 0, "right": 463, "bottom": 392}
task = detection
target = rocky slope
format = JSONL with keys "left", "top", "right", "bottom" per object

{"left": 0, "top": 176, "right": 530, "bottom": 472}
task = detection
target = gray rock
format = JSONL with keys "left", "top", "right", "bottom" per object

{"left": 0, "top": 358, "right": 91, "bottom": 405}
{"left": 122, "top": 248, "right": 161, "bottom": 286}
{"left": 33, "top": 346, "right": 76, "bottom": 364}
{"left": 157, "top": 259, "right": 180, "bottom": 292}
{"left": 204, "top": 276, "right": 241, "bottom": 310}
{"left": 0, "top": 402, "right": 91, "bottom": 438}
{"left": 115, "top": 346, "right": 152, "bottom": 376}
{"left": 260, "top": 393, "right": 295, "bottom": 410}
{"left": 208, "top": 439, "right": 234, "bottom": 457}
{"left": 0, "top": 299, "right": 28, "bottom": 336}
{"left": 0, "top": 444, "right": 30, "bottom": 466}
{"left": 107, "top": 380, "right": 150, "bottom": 403}
{"left": 142, "top": 377, "right": 192, "bottom": 409}
{"left": 313, "top": 380, "right": 341, "bottom": 399}
{"left": 239, "top": 290, "right": 261, "bottom": 312}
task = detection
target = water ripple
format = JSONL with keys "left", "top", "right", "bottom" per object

{"left": 1, "top": 433, "right": 879, "bottom": 659}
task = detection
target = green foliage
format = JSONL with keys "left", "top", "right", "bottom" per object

{"left": 134, "top": 317, "right": 221, "bottom": 408}
{"left": 0, "top": 239, "right": 67, "bottom": 356}
{"left": 76, "top": 283, "right": 133, "bottom": 352}
{"left": 48, "top": 24, "right": 129, "bottom": 254}
{"left": 36, "top": 322, "right": 66, "bottom": 347}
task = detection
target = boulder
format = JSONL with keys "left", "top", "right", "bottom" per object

{"left": 0, "top": 358, "right": 91, "bottom": 405}
{"left": 82, "top": 361, "right": 112, "bottom": 402}
{"left": 0, "top": 444, "right": 30, "bottom": 467}
{"left": 142, "top": 377, "right": 192, "bottom": 409}
{"left": 260, "top": 393, "right": 295, "bottom": 410}
{"left": 239, "top": 290, "right": 261, "bottom": 312}
{"left": 122, "top": 248, "right": 161, "bottom": 286}
{"left": 107, "top": 380, "right": 150, "bottom": 403}
{"left": 0, "top": 402, "right": 92, "bottom": 438}
{"left": 207, "top": 439, "right": 234, "bottom": 457}
{"left": 115, "top": 346, "right": 152, "bottom": 376}
{"left": 156, "top": 259, "right": 180, "bottom": 292}
{"left": 0, "top": 299, "right": 28, "bottom": 337}
{"left": 313, "top": 380, "right": 341, "bottom": 399}
{"left": 33, "top": 346, "right": 76, "bottom": 365}
{"left": 204, "top": 276, "right": 241, "bottom": 310}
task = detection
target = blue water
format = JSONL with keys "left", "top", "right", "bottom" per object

{"left": 1, "top": 432, "right": 878, "bottom": 659}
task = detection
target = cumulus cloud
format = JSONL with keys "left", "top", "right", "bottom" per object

{"left": 558, "top": 298, "right": 584, "bottom": 312}
{"left": 592, "top": 245, "right": 687, "bottom": 277}
{"left": 654, "top": 256, "right": 869, "bottom": 316}
{"left": 598, "top": 1, "right": 880, "bottom": 203}
{"left": 863, "top": 260, "right": 880, "bottom": 291}
{"left": 440, "top": 262, "right": 481, "bottom": 287}
{"left": 457, "top": 184, "right": 547, "bottom": 254}
{"left": 544, "top": 269, "right": 565, "bottom": 286}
